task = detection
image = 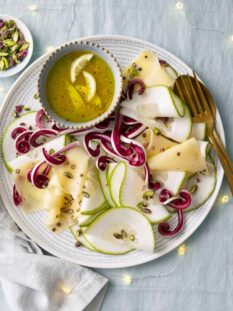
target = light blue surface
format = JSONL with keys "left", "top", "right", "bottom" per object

{"left": 0, "top": 0, "right": 233, "bottom": 310}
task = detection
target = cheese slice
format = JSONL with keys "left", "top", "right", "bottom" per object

{"left": 148, "top": 138, "right": 207, "bottom": 173}
{"left": 12, "top": 162, "right": 46, "bottom": 213}
{"left": 44, "top": 175, "right": 82, "bottom": 234}
{"left": 122, "top": 50, "right": 174, "bottom": 88}
{"left": 52, "top": 147, "right": 89, "bottom": 200}
{"left": 136, "top": 129, "right": 177, "bottom": 158}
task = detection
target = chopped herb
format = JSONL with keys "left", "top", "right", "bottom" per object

{"left": 153, "top": 128, "right": 160, "bottom": 135}
{"left": 24, "top": 107, "right": 31, "bottom": 111}
{"left": 34, "top": 93, "right": 38, "bottom": 99}
{"left": 63, "top": 171, "right": 73, "bottom": 178}
{"left": 129, "top": 235, "right": 135, "bottom": 241}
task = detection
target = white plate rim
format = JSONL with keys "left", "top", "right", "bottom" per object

{"left": 0, "top": 34, "right": 225, "bottom": 268}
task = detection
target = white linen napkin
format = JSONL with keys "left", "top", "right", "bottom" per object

{"left": 0, "top": 197, "right": 108, "bottom": 311}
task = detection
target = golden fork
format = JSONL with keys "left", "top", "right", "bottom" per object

{"left": 174, "top": 72, "right": 233, "bottom": 195}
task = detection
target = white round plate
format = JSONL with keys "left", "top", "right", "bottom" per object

{"left": 0, "top": 35, "right": 224, "bottom": 268}
{"left": 0, "top": 14, "right": 33, "bottom": 78}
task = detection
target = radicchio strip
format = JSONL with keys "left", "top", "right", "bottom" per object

{"left": 11, "top": 127, "right": 26, "bottom": 140}
{"left": 30, "top": 129, "right": 57, "bottom": 147}
{"left": 42, "top": 148, "right": 66, "bottom": 166}
{"left": 158, "top": 209, "right": 183, "bottom": 236}
{"left": 13, "top": 184, "right": 21, "bottom": 206}
{"left": 96, "top": 156, "right": 117, "bottom": 171}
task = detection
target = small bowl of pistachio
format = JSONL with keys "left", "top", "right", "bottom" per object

{"left": 0, "top": 14, "right": 33, "bottom": 78}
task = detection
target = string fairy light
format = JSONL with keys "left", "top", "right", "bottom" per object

{"left": 122, "top": 274, "right": 132, "bottom": 285}
{"left": 0, "top": 87, "right": 4, "bottom": 92}
{"left": 178, "top": 243, "right": 186, "bottom": 255}
{"left": 28, "top": 4, "right": 37, "bottom": 11}
{"left": 176, "top": 2, "right": 183, "bottom": 10}
{"left": 221, "top": 195, "right": 229, "bottom": 204}
{"left": 230, "top": 35, "right": 233, "bottom": 42}
{"left": 58, "top": 283, "right": 72, "bottom": 294}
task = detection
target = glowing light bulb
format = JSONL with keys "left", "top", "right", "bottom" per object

{"left": 46, "top": 46, "right": 54, "bottom": 53}
{"left": 0, "top": 87, "right": 4, "bottom": 92}
{"left": 28, "top": 4, "right": 37, "bottom": 11}
{"left": 123, "top": 274, "right": 132, "bottom": 285}
{"left": 176, "top": 2, "right": 183, "bottom": 9}
{"left": 178, "top": 243, "right": 186, "bottom": 255}
{"left": 231, "top": 35, "right": 233, "bottom": 42}
{"left": 221, "top": 195, "right": 229, "bottom": 203}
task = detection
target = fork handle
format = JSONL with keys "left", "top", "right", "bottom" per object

{"left": 212, "top": 129, "right": 233, "bottom": 171}
{"left": 208, "top": 133, "right": 233, "bottom": 195}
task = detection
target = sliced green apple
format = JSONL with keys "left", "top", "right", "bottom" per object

{"left": 2, "top": 111, "right": 37, "bottom": 172}
{"left": 83, "top": 207, "right": 155, "bottom": 254}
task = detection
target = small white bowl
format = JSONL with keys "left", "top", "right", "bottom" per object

{"left": 38, "top": 40, "right": 123, "bottom": 129}
{"left": 0, "top": 14, "right": 33, "bottom": 78}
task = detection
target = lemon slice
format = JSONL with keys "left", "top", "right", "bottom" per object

{"left": 66, "top": 83, "right": 85, "bottom": 112}
{"left": 83, "top": 71, "right": 96, "bottom": 102}
{"left": 70, "top": 54, "right": 93, "bottom": 83}
{"left": 90, "top": 94, "right": 102, "bottom": 109}
{"left": 75, "top": 85, "right": 89, "bottom": 101}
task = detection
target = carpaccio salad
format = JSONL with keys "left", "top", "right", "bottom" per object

{"left": 2, "top": 50, "right": 216, "bottom": 255}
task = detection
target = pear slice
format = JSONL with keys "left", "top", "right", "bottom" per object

{"left": 83, "top": 207, "right": 155, "bottom": 254}
{"left": 121, "top": 86, "right": 185, "bottom": 118}
{"left": 168, "top": 155, "right": 216, "bottom": 213}
{"left": 79, "top": 208, "right": 108, "bottom": 227}
{"left": 81, "top": 162, "right": 108, "bottom": 215}
{"left": 70, "top": 224, "right": 95, "bottom": 251}
{"left": 148, "top": 138, "right": 207, "bottom": 173}
{"left": 2, "top": 111, "right": 37, "bottom": 172}
{"left": 190, "top": 123, "right": 206, "bottom": 140}
{"left": 122, "top": 50, "right": 174, "bottom": 88}
{"left": 106, "top": 163, "right": 118, "bottom": 184}
{"left": 109, "top": 162, "right": 126, "bottom": 206}
{"left": 98, "top": 169, "right": 116, "bottom": 207}
{"left": 120, "top": 104, "right": 192, "bottom": 142}
{"left": 152, "top": 171, "right": 187, "bottom": 196}
{"left": 109, "top": 163, "right": 170, "bottom": 224}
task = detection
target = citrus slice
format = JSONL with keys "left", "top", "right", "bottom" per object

{"left": 83, "top": 71, "right": 96, "bottom": 102}
{"left": 66, "top": 83, "right": 85, "bottom": 112}
{"left": 75, "top": 85, "right": 89, "bottom": 101}
{"left": 70, "top": 54, "right": 93, "bottom": 83}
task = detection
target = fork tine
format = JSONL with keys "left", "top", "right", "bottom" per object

{"left": 186, "top": 74, "right": 204, "bottom": 114}
{"left": 179, "top": 75, "right": 198, "bottom": 117}
{"left": 193, "top": 71, "right": 213, "bottom": 116}
{"left": 174, "top": 79, "right": 186, "bottom": 103}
